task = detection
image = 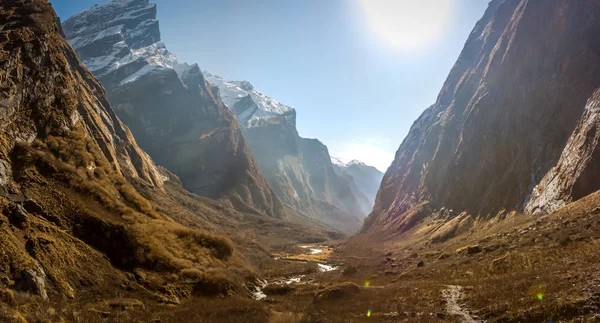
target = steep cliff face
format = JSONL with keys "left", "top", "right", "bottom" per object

{"left": 526, "top": 89, "right": 600, "bottom": 214}
{"left": 205, "top": 73, "right": 364, "bottom": 231}
{"left": 365, "top": 0, "right": 600, "bottom": 231}
{"left": 0, "top": 1, "right": 163, "bottom": 191}
{"left": 0, "top": 0, "right": 252, "bottom": 305}
{"left": 332, "top": 159, "right": 384, "bottom": 215}
{"left": 63, "top": 0, "right": 285, "bottom": 218}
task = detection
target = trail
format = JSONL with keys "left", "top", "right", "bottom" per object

{"left": 442, "top": 285, "right": 481, "bottom": 323}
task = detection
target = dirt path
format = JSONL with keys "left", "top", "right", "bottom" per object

{"left": 442, "top": 285, "right": 480, "bottom": 323}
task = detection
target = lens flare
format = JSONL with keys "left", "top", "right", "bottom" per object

{"left": 528, "top": 284, "right": 546, "bottom": 301}
{"left": 367, "top": 308, "right": 372, "bottom": 317}
{"left": 364, "top": 280, "right": 370, "bottom": 287}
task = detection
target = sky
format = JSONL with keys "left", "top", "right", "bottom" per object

{"left": 52, "top": 0, "right": 489, "bottom": 172}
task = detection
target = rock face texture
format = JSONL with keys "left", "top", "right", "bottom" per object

{"left": 364, "top": 0, "right": 600, "bottom": 231}
{"left": 205, "top": 73, "right": 365, "bottom": 231}
{"left": 63, "top": 0, "right": 285, "bottom": 218}
{"left": 0, "top": 0, "right": 251, "bottom": 303}
{"left": 332, "top": 159, "right": 384, "bottom": 215}
{"left": 526, "top": 89, "right": 600, "bottom": 214}
{"left": 0, "top": 0, "right": 163, "bottom": 193}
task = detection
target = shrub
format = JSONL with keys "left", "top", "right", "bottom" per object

{"left": 342, "top": 265, "right": 358, "bottom": 276}
{"left": 192, "top": 271, "right": 236, "bottom": 297}
{"left": 129, "top": 220, "right": 235, "bottom": 274}
{"left": 263, "top": 284, "right": 294, "bottom": 295}
{"left": 175, "top": 228, "right": 234, "bottom": 261}
{"left": 313, "top": 282, "right": 360, "bottom": 303}
{"left": 0, "top": 289, "right": 16, "bottom": 306}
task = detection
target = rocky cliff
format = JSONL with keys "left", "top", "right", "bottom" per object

{"left": 63, "top": 0, "right": 286, "bottom": 219}
{"left": 205, "top": 73, "right": 365, "bottom": 231}
{"left": 332, "top": 159, "right": 384, "bottom": 215}
{"left": 526, "top": 88, "right": 600, "bottom": 214}
{"left": 364, "top": 0, "right": 600, "bottom": 231}
{"left": 0, "top": 0, "right": 255, "bottom": 308}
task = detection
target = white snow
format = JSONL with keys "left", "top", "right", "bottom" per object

{"left": 92, "top": 24, "right": 123, "bottom": 43}
{"left": 332, "top": 157, "right": 369, "bottom": 169}
{"left": 203, "top": 72, "right": 294, "bottom": 125}
{"left": 130, "top": 41, "right": 178, "bottom": 69}
{"left": 331, "top": 156, "right": 351, "bottom": 167}
{"left": 119, "top": 64, "right": 163, "bottom": 85}
{"left": 80, "top": 40, "right": 128, "bottom": 73}
{"left": 66, "top": 0, "right": 180, "bottom": 82}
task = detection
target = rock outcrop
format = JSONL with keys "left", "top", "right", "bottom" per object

{"left": 364, "top": 0, "right": 600, "bottom": 231}
{"left": 0, "top": 0, "right": 164, "bottom": 191}
{"left": 63, "top": 0, "right": 286, "bottom": 218}
{"left": 526, "top": 89, "right": 600, "bottom": 214}
{"left": 205, "top": 73, "right": 365, "bottom": 231}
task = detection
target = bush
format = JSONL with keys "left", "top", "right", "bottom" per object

{"left": 130, "top": 220, "right": 235, "bottom": 273}
{"left": 193, "top": 272, "right": 236, "bottom": 297}
{"left": 342, "top": 265, "right": 358, "bottom": 276}
{"left": 175, "top": 228, "right": 234, "bottom": 261}
{"left": 263, "top": 284, "right": 294, "bottom": 295}
{"left": 313, "top": 282, "right": 360, "bottom": 303}
{"left": 0, "top": 289, "right": 16, "bottom": 306}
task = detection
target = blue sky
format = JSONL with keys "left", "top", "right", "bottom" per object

{"left": 52, "top": 0, "right": 489, "bottom": 172}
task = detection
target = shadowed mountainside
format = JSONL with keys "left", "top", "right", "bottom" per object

{"left": 205, "top": 72, "right": 366, "bottom": 232}
{"left": 62, "top": 0, "right": 286, "bottom": 219}
{"left": 364, "top": 0, "right": 600, "bottom": 233}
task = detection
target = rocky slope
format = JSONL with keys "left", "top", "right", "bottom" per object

{"left": 63, "top": 0, "right": 286, "bottom": 219}
{"left": 0, "top": 0, "right": 260, "bottom": 310}
{"left": 525, "top": 88, "right": 600, "bottom": 214}
{"left": 205, "top": 73, "right": 365, "bottom": 231}
{"left": 364, "top": 0, "right": 600, "bottom": 231}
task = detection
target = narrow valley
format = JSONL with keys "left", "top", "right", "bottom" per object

{"left": 2, "top": 0, "right": 600, "bottom": 322}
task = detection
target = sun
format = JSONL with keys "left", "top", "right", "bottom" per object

{"left": 358, "top": 0, "right": 454, "bottom": 51}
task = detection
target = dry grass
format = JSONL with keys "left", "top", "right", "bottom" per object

{"left": 27, "top": 132, "right": 161, "bottom": 219}
{"left": 130, "top": 220, "right": 235, "bottom": 272}
{"left": 334, "top": 192, "right": 600, "bottom": 322}
{"left": 2, "top": 129, "right": 256, "bottom": 310}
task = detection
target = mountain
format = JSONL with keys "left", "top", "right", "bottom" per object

{"left": 332, "top": 158, "right": 384, "bottom": 215}
{"left": 62, "top": 0, "right": 286, "bottom": 219}
{"left": 364, "top": 0, "right": 600, "bottom": 232}
{"left": 525, "top": 88, "right": 600, "bottom": 214}
{"left": 0, "top": 0, "right": 249, "bottom": 308}
{"left": 204, "top": 72, "right": 365, "bottom": 231}
{"left": 1, "top": 3, "right": 338, "bottom": 321}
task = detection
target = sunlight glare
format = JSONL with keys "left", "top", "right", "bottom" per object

{"left": 358, "top": 0, "right": 454, "bottom": 51}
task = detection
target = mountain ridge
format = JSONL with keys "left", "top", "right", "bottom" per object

{"left": 63, "top": 0, "right": 288, "bottom": 219}
{"left": 364, "top": 0, "right": 600, "bottom": 232}
{"left": 205, "top": 71, "right": 383, "bottom": 230}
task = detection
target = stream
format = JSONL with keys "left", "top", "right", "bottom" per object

{"left": 252, "top": 244, "right": 339, "bottom": 300}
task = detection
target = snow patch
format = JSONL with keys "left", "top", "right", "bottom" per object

{"left": 203, "top": 72, "right": 294, "bottom": 123}
{"left": 119, "top": 64, "right": 163, "bottom": 85}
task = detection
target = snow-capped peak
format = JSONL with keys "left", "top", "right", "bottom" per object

{"left": 331, "top": 157, "right": 351, "bottom": 167}
{"left": 64, "top": 0, "right": 180, "bottom": 84}
{"left": 331, "top": 157, "right": 369, "bottom": 169}
{"left": 203, "top": 72, "right": 295, "bottom": 127}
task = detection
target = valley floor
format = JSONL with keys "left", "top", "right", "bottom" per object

{"left": 4, "top": 192, "right": 600, "bottom": 322}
